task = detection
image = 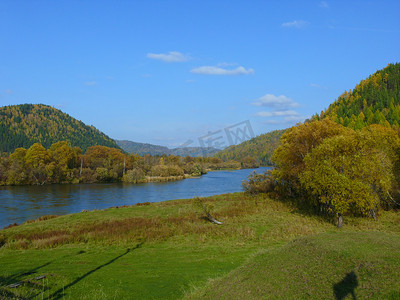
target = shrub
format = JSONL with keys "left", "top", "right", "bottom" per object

{"left": 95, "top": 167, "right": 118, "bottom": 182}
{"left": 242, "top": 170, "right": 275, "bottom": 194}
{"left": 123, "top": 168, "right": 145, "bottom": 183}
{"left": 150, "top": 164, "right": 184, "bottom": 177}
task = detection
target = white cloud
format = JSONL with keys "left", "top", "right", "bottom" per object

{"left": 319, "top": 1, "right": 329, "bottom": 8}
{"left": 282, "top": 20, "right": 309, "bottom": 28}
{"left": 311, "top": 83, "right": 328, "bottom": 89}
{"left": 256, "top": 110, "right": 300, "bottom": 117}
{"left": 252, "top": 94, "right": 299, "bottom": 109}
{"left": 217, "top": 62, "right": 238, "bottom": 67}
{"left": 84, "top": 81, "right": 97, "bottom": 86}
{"left": 147, "top": 51, "right": 190, "bottom": 62}
{"left": 190, "top": 66, "right": 254, "bottom": 76}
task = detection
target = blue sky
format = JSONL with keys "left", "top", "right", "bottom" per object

{"left": 1, "top": 0, "right": 399, "bottom": 148}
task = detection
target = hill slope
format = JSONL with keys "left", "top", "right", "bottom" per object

{"left": 0, "top": 104, "right": 120, "bottom": 153}
{"left": 318, "top": 62, "right": 400, "bottom": 128}
{"left": 187, "top": 231, "right": 400, "bottom": 299}
{"left": 215, "top": 129, "right": 284, "bottom": 165}
{"left": 116, "top": 139, "right": 220, "bottom": 157}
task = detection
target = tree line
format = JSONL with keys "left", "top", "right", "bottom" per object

{"left": 0, "top": 141, "right": 248, "bottom": 186}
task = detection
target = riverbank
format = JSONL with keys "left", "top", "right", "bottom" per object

{"left": 1, "top": 192, "right": 399, "bottom": 299}
{"left": 0, "top": 167, "right": 269, "bottom": 228}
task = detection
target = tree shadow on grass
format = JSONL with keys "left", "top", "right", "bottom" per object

{"left": 333, "top": 271, "right": 358, "bottom": 300}
{"left": 0, "top": 262, "right": 52, "bottom": 299}
{"left": 49, "top": 242, "right": 143, "bottom": 299}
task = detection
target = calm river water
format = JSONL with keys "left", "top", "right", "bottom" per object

{"left": 0, "top": 167, "right": 269, "bottom": 228}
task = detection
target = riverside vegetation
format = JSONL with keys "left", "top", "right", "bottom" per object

{"left": 0, "top": 142, "right": 257, "bottom": 186}
{"left": 0, "top": 193, "right": 399, "bottom": 299}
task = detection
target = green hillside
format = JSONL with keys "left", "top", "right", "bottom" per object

{"left": 0, "top": 104, "right": 121, "bottom": 153}
{"left": 317, "top": 62, "right": 400, "bottom": 128}
{"left": 187, "top": 231, "right": 400, "bottom": 299}
{"left": 215, "top": 129, "right": 284, "bottom": 165}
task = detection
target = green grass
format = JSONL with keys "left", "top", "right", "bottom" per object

{"left": 185, "top": 231, "right": 400, "bottom": 299}
{"left": 0, "top": 193, "right": 399, "bottom": 299}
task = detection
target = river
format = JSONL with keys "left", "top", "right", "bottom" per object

{"left": 0, "top": 167, "right": 269, "bottom": 228}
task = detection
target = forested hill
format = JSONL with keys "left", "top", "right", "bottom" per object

{"left": 317, "top": 62, "right": 400, "bottom": 128}
{"left": 116, "top": 140, "right": 170, "bottom": 156}
{"left": 0, "top": 104, "right": 121, "bottom": 153}
{"left": 116, "top": 139, "right": 220, "bottom": 157}
{"left": 215, "top": 129, "right": 284, "bottom": 165}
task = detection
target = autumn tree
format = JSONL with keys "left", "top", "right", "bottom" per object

{"left": 6, "top": 148, "right": 28, "bottom": 185}
{"left": 272, "top": 118, "right": 347, "bottom": 196}
{"left": 25, "top": 143, "right": 53, "bottom": 185}
{"left": 299, "top": 127, "right": 399, "bottom": 227}
{"left": 48, "top": 141, "right": 81, "bottom": 182}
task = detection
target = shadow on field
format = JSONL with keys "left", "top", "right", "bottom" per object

{"left": 50, "top": 242, "right": 143, "bottom": 299}
{"left": 0, "top": 262, "right": 51, "bottom": 299}
{"left": 333, "top": 271, "right": 358, "bottom": 300}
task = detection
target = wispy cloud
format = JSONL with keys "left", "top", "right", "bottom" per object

{"left": 319, "top": 1, "right": 329, "bottom": 8}
{"left": 282, "top": 20, "right": 309, "bottom": 28}
{"left": 84, "top": 81, "right": 98, "bottom": 86}
{"left": 147, "top": 51, "right": 190, "bottom": 62}
{"left": 253, "top": 93, "right": 307, "bottom": 124}
{"left": 311, "top": 83, "right": 328, "bottom": 89}
{"left": 191, "top": 65, "right": 254, "bottom": 76}
{"left": 5, "top": 89, "right": 12, "bottom": 94}
{"left": 256, "top": 110, "right": 299, "bottom": 117}
{"left": 252, "top": 94, "right": 299, "bottom": 109}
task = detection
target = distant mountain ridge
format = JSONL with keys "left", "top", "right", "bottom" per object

{"left": 116, "top": 139, "right": 220, "bottom": 157}
{"left": 0, "top": 104, "right": 121, "bottom": 153}
{"left": 215, "top": 129, "right": 284, "bottom": 165}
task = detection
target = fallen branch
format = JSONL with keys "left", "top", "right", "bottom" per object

{"left": 206, "top": 213, "right": 223, "bottom": 225}
{"left": 193, "top": 197, "right": 223, "bottom": 225}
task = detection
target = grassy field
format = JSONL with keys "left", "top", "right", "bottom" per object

{"left": 0, "top": 193, "right": 399, "bottom": 299}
